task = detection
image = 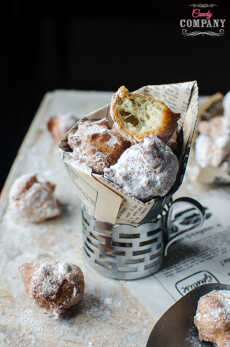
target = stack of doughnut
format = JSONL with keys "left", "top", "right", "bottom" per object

{"left": 68, "top": 86, "right": 180, "bottom": 201}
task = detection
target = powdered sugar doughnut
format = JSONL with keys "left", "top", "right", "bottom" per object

{"left": 47, "top": 113, "right": 78, "bottom": 143}
{"left": 194, "top": 290, "right": 230, "bottom": 346}
{"left": 104, "top": 135, "right": 179, "bottom": 201}
{"left": 68, "top": 118, "right": 130, "bottom": 174}
{"left": 9, "top": 174, "right": 61, "bottom": 223}
{"left": 20, "top": 260, "right": 84, "bottom": 317}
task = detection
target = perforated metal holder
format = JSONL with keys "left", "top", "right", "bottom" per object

{"left": 81, "top": 196, "right": 205, "bottom": 280}
{"left": 82, "top": 201, "right": 172, "bottom": 280}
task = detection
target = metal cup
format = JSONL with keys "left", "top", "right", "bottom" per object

{"left": 81, "top": 197, "right": 205, "bottom": 280}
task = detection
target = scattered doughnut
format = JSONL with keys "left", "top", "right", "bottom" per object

{"left": 9, "top": 174, "right": 61, "bottom": 223}
{"left": 68, "top": 118, "right": 130, "bottom": 174}
{"left": 194, "top": 290, "right": 230, "bottom": 347}
{"left": 47, "top": 113, "right": 78, "bottom": 143}
{"left": 110, "top": 85, "right": 179, "bottom": 143}
{"left": 20, "top": 260, "right": 85, "bottom": 317}
{"left": 104, "top": 135, "right": 179, "bottom": 201}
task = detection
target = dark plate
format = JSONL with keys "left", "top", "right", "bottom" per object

{"left": 147, "top": 283, "right": 230, "bottom": 347}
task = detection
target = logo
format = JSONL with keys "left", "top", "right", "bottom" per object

{"left": 175, "top": 271, "right": 219, "bottom": 296}
{"left": 179, "top": 3, "right": 226, "bottom": 37}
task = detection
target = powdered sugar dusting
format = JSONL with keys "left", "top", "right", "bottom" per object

{"left": 194, "top": 290, "right": 230, "bottom": 346}
{"left": 8, "top": 173, "right": 61, "bottom": 223}
{"left": 67, "top": 118, "right": 130, "bottom": 174}
{"left": 195, "top": 290, "right": 230, "bottom": 322}
{"left": 56, "top": 113, "right": 78, "bottom": 134}
{"left": 104, "top": 135, "right": 179, "bottom": 201}
{"left": 105, "top": 134, "right": 120, "bottom": 147}
{"left": 29, "top": 260, "right": 84, "bottom": 316}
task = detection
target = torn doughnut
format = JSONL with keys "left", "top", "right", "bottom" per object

{"left": 9, "top": 174, "right": 61, "bottom": 223}
{"left": 104, "top": 135, "right": 179, "bottom": 201}
{"left": 110, "top": 86, "right": 179, "bottom": 143}
{"left": 194, "top": 290, "right": 230, "bottom": 346}
{"left": 20, "top": 260, "right": 85, "bottom": 317}
{"left": 68, "top": 118, "right": 130, "bottom": 174}
{"left": 47, "top": 113, "right": 78, "bottom": 143}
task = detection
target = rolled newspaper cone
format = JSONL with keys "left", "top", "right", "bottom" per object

{"left": 59, "top": 81, "right": 199, "bottom": 225}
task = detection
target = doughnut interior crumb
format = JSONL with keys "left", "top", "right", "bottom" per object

{"left": 111, "top": 86, "right": 179, "bottom": 142}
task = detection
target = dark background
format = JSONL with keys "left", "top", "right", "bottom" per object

{"left": 3, "top": 1, "right": 229, "bottom": 189}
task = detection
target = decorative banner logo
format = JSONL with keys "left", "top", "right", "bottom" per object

{"left": 180, "top": 3, "right": 226, "bottom": 37}
{"left": 175, "top": 271, "right": 219, "bottom": 296}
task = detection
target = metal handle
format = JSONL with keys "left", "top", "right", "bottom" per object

{"left": 164, "top": 197, "right": 205, "bottom": 256}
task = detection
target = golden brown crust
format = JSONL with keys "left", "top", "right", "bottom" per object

{"left": 47, "top": 117, "right": 62, "bottom": 142}
{"left": 68, "top": 119, "right": 130, "bottom": 174}
{"left": 110, "top": 86, "right": 179, "bottom": 143}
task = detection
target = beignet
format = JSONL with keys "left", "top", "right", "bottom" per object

{"left": 68, "top": 118, "right": 130, "bottom": 174}
{"left": 9, "top": 174, "right": 61, "bottom": 223}
{"left": 194, "top": 290, "right": 230, "bottom": 347}
{"left": 104, "top": 135, "right": 179, "bottom": 201}
{"left": 110, "top": 86, "right": 179, "bottom": 143}
{"left": 20, "top": 260, "right": 84, "bottom": 317}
